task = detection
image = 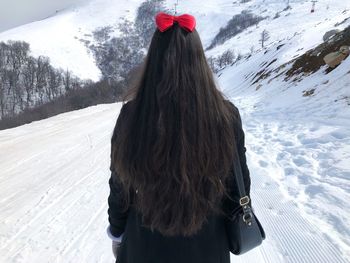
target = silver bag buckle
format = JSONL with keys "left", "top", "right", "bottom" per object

{"left": 239, "top": 196, "right": 250, "bottom": 206}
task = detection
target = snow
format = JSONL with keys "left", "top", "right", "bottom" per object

{"left": 1, "top": 0, "right": 348, "bottom": 81}
{"left": 0, "top": 103, "right": 120, "bottom": 262}
{"left": 0, "top": 0, "right": 85, "bottom": 33}
{"left": 0, "top": 0, "right": 350, "bottom": 262}
{"left": 0, "top": 0, "right": 237, "bottom": 81}
{"left": 1, "top": 84, "right": 349, "bottom": 262}
{"left": 216, "top": 22, "right": 350, "bottom": 260}
{"left": 205, "top": 0, "right": 350, "bottom": 58}
{"left": 0, "top": 0, "right": 142, "bottom": 81}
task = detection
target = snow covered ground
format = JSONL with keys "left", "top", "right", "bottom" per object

{"left": 0, "top": 0, "right": 143, "bottom": 81}
{"left": 0, "top": 83, "right": 349, "bottom": 262}
{"left": 217, "top": 23, "right": 350, "bottom": 260}
{"left": 205, "top": 0, "right": 350, "bottom": 58}
{"left": 0, "top": 103, "right": 118, "bottom": 262}
{"left": 0, "top": 48, "right": 350, "bottom": 262}
{"left": 0, "top": 0, "right": 350, "bottom": 262}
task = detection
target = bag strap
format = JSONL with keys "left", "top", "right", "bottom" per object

{"left": 230, "top": 139, "right": 254, "bottom": 225}
{"left": 231, "top": 135, "right": 250, "bottom": 208}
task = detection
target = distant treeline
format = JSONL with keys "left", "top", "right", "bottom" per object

{"left": 0, "top": 79, "right": 127, "bottom": 130}
{"left": 207, "top": 10, "right": 265, "bottom": 50}
{"left": 0, "top": 40, "right": 84, "bottom": 119}
{"left": 88, "top": 0, "right": 167, "bottom": 83}
{"left": 0, "top": 40, "right": 128, "bottom": 130}
{"left": 0, "top": 0, "right": 168, "bottom": 130}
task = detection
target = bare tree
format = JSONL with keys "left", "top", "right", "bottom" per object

{"left": 63, "top": 69, "right": 72, "bottom": 92}
{"left": 260, "top": 29, "right": 270, "bottom": 48}
{"left": 22, "top": 56, "right": 36, "bottom": 107}
{"left": 35, "top": 56, "right": 50, "bottom": 104}
{"left": 208, "top": 10, "right": 265, "bottom": 49}
{"left": 0, "top": 75, "right": 6, "bottom": 118}
{"left": 0, "top": 40, "right": 80, "bottom": 119}
{"left": 48, "top": 67, "right": 62, "bottom": 100}
{"left": 217, "top": 49, "right": 236, "bottom": 68}
{"left": 207, "top": 56, "right": 218, "bottom": 73}
{"left": 135, "top": 0, "right": 167, "bottom": 48}
{"left": 250, "top": 46, "right": 255, "bottom": 55}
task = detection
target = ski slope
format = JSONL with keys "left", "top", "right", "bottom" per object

{"left": 218, "top": 28, "right": 350, "bottom": 261}
{"left": 0, "top": 87, "right": 349, "bottom": 262}
{"left": 0, "top": 0, "right": 350, "bottom": 262}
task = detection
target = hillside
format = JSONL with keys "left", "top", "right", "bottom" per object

{"left": 0, "top": 0, "right": 142, "bottom": 81}
{"left": 0, "top": 97, "right": 349, "bottom": 262}
{"left": 0, "top": 0, "right": 350, "bottom": 262}
{"left": 0, "top": 0, "right": 85, "bottom": 33}
{"left": 0, "top": 0, "right": 349, "bottom": 81}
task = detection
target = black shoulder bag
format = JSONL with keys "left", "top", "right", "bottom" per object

{"left": 225, "top": 142, "right": 266, "bottom": 255}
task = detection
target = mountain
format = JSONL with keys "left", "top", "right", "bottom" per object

{"left": 0, "top": 0, "right": 143, "bottom": 81}
{"left": 0, "top": 0, "right": 85, "bottom": 33}
{"left": 0, "top": 0, "right": 349, "bottom": 81}
{"left": 0, "top": 0, "right": 349, "bottom": 262}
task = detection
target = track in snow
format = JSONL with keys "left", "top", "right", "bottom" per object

{"left": 0, "top": 101, "right": 349, "bottom": 262}
{"left": 0, "top": 103, "right": 120, "bottom": 263}
{"left": 233, "top": 120, "right": 349, "bottom": 263}
{"left": 231, "top": 95, "right": 350, "bottom": 263}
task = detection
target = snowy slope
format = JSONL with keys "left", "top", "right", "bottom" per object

{"left": 208, "top": 6, "right": 350, "bottom": 258}
{"left": 1, "top": 0, "right": 350, "bottom": 262}
{"left": 0, "top": 96, "right": 349, "bottom": 262}
{"left": 0, "top": 0, "right": 236, "bottom": 81}
{"left": 0, "top": 0, "right": 85, "bottom": 33}
{"left": 1, "top": 32, "right": 350, "bottom": 262}
{"left": 206, "top": 0, "right": 350, "bottom": 58}
{"left": 0, "top": 103, "right": 118, "bottom": 262}
{"left": 220, "top": 55, "right": 350, "bottom": 261}
{"left": 0, "top": 0, "right": 143, "bottom": 81}
{"left": 1, "top": 0, "right": 348, "bottom": 81}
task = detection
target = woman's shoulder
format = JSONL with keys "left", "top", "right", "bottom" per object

{"left": 223, "top": 99, "right": 241, "bottom": 120}
{"left": 118, "top": 99, "right": 136, "bottom": 121}
{"left": 112, "top": 100, "right": 134, "bottom": 135}
{"left": 223, "top": 99, "right": 244, "bottom": 141}
{"left": 121, "top": 99, "right": 135, "bottom": 112}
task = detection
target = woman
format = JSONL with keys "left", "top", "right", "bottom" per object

{"left": 107, "top": 12, "right": 251, "bottom": 263}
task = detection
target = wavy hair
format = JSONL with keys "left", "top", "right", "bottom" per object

{"left": 110, "top": 22, "right": 238, "bottom": 237}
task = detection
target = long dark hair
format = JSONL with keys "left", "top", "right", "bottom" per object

{"left": 110, "top": 22, "right": 238, "bottom": 237}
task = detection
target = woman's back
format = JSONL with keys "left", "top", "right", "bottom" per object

{"left": 118, "top": 203, "right": 229, "bottom": 263}
{"left": 108, "top": 99, "right": 251, "bottom": 263}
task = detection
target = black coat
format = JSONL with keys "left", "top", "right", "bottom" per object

{"left": 107, "top": 100, "right": 251, "bottom": 263}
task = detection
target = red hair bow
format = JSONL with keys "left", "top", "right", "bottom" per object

{"left": 155, "top": 12, "right": 196, "bottom": 32}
